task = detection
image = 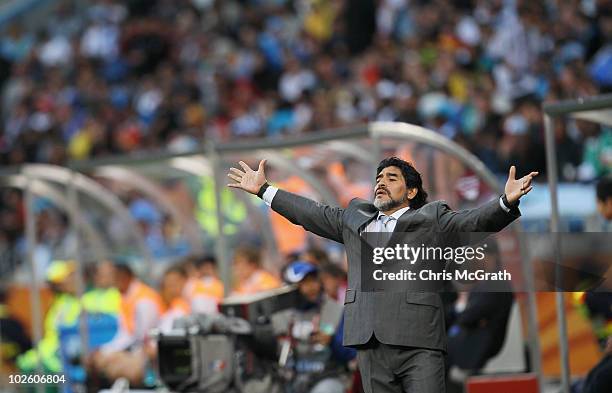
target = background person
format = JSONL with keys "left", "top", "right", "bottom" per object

{"left": 318, "top": 262, "right": 348, "bottom": 304}
{"left": 231, "top": 246, "right": 281, "bottom": 296}
{"left": 272, "top": 261, "right": 355, "bottom": 393}
{"left": 81, "top": 260, "right": 121, "bottom": 316}
{"left": 158, "top": 264, "right": 191, "bottom": 333}
{"left": 91, "top": 264, "right": 163, "bottom": 386}
{"left": 182, "top": 255, "right": 224, "bottom": 311}
{"left": 98, "top": 263, "right": 163, "bottom": 353}
{"left": 572, "top": 336, "right": 612, "bottom": 393}
{"left": 586, "top": 177, "right": 612, "bottom": 232}
{"left": 17, "top": 260, "right": 80, "bottom": 377}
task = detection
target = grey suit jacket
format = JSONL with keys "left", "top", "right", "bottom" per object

{"left": 270, "top": 190, "right": 521, "bottom": 351}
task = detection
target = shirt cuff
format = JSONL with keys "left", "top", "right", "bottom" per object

{"left": 263, "top": 186, "right": 278, "bottom": 207}
{"left": 499, "top": 195, "right": 511, "bottom": 213}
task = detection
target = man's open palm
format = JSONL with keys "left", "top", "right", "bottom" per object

{"left": 505, "top": 165, "right": 539, "bottom": 204}
{"left": 227, "top": 160, "right": 268, "bottom": 195}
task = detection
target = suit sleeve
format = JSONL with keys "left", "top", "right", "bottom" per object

{"left": 436, "top": 197, "right": 521, "bottom": 233}
{"left": 270, "top": 189, "right": 345, "bottom": 244}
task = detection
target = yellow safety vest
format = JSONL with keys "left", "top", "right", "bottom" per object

{"left": 17, "top": 289, "right": 120, "bottom": 373}
{"left": 196, "top": 176, "right": 247, "bottom": 236}
{"left": 81, "top": 288, "right": 121, "bottom": 315}
{"left": 17, "top": 294, "right": 81, "bottom": 373}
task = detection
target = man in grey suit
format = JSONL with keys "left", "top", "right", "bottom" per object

{"left": 227, "top": 156, "right": 538, "bottom": 393}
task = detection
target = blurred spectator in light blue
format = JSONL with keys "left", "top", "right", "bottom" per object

{"left": 0, "top": 25, "right": 34, "bottom": 63}
{"left": 128, "top": 197, "right": 190, "bottom": 260}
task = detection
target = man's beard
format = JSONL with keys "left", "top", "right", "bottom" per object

{"left": 373, "top": 193, "right": 409, "bottom": 212}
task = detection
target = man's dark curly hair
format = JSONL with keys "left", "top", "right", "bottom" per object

{"left": 376, "top": 157, "right": 429, "bottom": 209}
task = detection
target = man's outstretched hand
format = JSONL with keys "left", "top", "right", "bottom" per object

{"left": 505, "top": 165, "right": 539, "bottom": 204}
{"left": 227, "top": 160, "right": 268, "bottom": 195}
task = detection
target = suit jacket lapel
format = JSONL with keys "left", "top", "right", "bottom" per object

{"left": 385, "top": 208, "right": 417, "bottom": 247}
{"left": 392, "top": 208, "right": 417, "bottom": 233}
{"left": 350, "top": 200, "right": 417, "bottom": 249}
{"left": 350, "top": 199, "right": 378, "bottom": 232}
{"left": 349, "top": 199, "right": 379, "bottom": 249}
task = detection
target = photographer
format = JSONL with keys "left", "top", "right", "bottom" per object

{"left": 271, "top": 261, "right": 355, "bottom": 393}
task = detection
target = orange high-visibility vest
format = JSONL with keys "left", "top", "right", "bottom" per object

{"left": 270, "top": 176, "right": 310, "bottom": 254}
{"left": 157, "top": 297, "right": 190, "bottom": 334}
{"left": 199, "top": 276, "right": 225, "bottom": 302}
{"left": 233, "top": 270, "right": 281, "bottom": 295}
{"left": 119, "top": 280, "right": 164, "bottom": 335}
{"left": 184, "top": 277, "right": 225, "bottom": 314}
{"left": 184, "top": 278, "right": 224, "bottom": 302}
{"left": 166, "top": 297, "right": 190, "bottom": 315}
{"left": 328, "top": 162, "right": 371, "bottom": 206}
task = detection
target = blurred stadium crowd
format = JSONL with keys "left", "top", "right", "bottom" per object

{"left": 0, "top": 0, "right": 610, "bottom": 179}
{"left": 2, "top": 0, "right": 612, "bottom": 271}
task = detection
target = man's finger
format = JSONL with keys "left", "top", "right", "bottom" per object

{"left": 227, "top": 173, "right": 242, "bottom": 182}
{"left": 258, "top": 159, "right": 267, "bottom": 172}
{"left": 230, "top": 167, "right": 245, "bottom": 176}
{"left": 238, "top": 161, "right": 252, "bottom": 172}
{"left": 227, "top": 183, "right": 242, "bottom": 188}
{"left": 524, "top": 186, "right": 533, "bottom": 194}
{"left": 529, "top": 171, "right": 539, "bottom": 177}
{"left": 509, "top": 165, "right": 516, "bottom": 180}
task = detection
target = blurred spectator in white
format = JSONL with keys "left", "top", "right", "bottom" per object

{"left": 80, "top": 16, "right": 119, "bottom": 60}
{"left": 37, "top": 31, "right": 73, "bottom": 67}
{"left": 279, "top": 55, "right": 316, "bottom": 103}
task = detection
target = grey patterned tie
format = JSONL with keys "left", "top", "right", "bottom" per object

{"left": 381, "top": 215, "right": 395, "bottom": 232}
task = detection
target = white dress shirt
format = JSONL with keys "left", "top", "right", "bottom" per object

{"left": 363, "top": 206, "right": 411, "bottom": 233}
{"left": 262, "top": 185, "right": 279, "bottom": 206}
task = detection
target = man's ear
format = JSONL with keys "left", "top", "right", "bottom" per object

{"left": 407, "top": 188, "right": 418, "bottom": 200}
